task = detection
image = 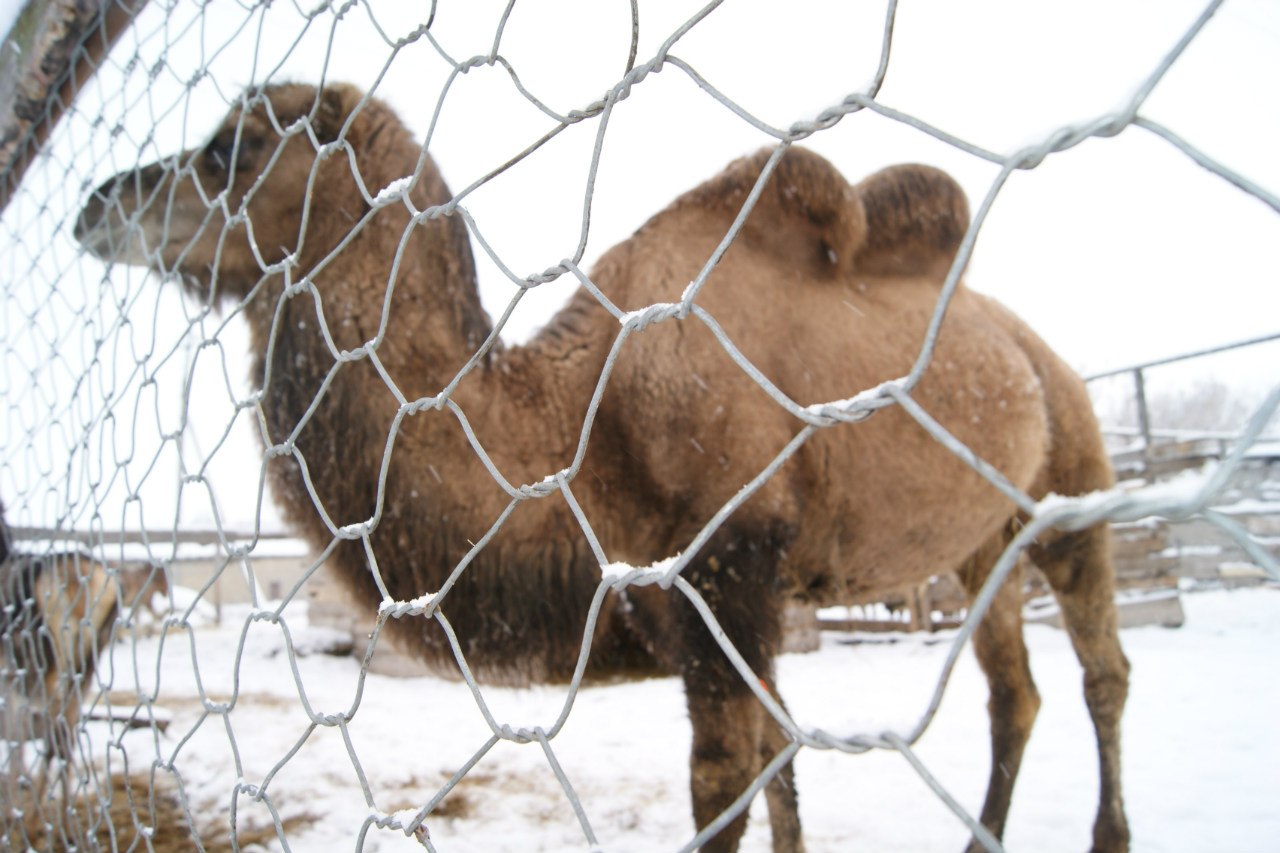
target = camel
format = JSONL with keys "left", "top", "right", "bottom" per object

{"left": 1, "top": 501, "right": 119, "bottom": 846}
{"left": 75, "top": 82, "right": 1131, "bottom": 852}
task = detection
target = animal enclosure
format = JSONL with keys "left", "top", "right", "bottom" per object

{"left": 2, "top": 1, "right": 1278, "bottom": 852}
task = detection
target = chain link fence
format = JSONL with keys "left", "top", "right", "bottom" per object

{"left": 2, "top": 1, "right": 1278, "bottom": 851}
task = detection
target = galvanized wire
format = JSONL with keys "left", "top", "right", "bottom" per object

{"left": 1, "top": 1, "right": 1276, "bottom": 851}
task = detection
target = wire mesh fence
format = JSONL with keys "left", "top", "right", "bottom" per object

{"left": 2, "top": 1, "right": 1278, "bottom": 851}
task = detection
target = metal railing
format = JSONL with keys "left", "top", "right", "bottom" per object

{"left": 1086, "top": 331, "right": 1280, "bottom": 459}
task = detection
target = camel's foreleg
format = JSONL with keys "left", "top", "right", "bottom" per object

{"left": 674, "top": 540, "right": 792, "bottom": 853}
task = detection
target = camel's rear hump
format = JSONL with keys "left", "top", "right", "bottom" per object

{"left": 852, "top": 162, "right": 970, "bottom": 277}
{"left": 645, "top": 148, "right": 969, "bottom": 283}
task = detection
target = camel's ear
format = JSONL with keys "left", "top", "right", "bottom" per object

{"left": 313, "top": 84, "right": 364, "bottom": 144}
{"left": 851, "top": 164, "right": 970, "bottom": 277}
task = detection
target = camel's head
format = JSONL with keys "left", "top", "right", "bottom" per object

{"left": 75, "top": 82, "right": 379, "bottom": 302}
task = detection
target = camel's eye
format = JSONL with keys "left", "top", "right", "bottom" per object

{"left": 204, "top": 132, "right": 261, "bottom": 176}
{"left": 204, "top": 133, "right": 236, "bottom": 173}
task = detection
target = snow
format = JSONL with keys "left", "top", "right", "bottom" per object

{"left": 600, "top": 555, "right": 680, "bottom": 585}
{"left": 1156, "top": 544, "right": 1222, "bottom": 558}
{"left": 379, "top": 592, "right": 437, "bottom": 618}
{"left": 618, "top": 302, "right": 681, "bottom": 332}
{"left": 374, "top": 176, "right": 414, "bottom": 205}
{"left": 83, "top": 586, "right": 1280, "bottom": 851}
{"left": 1032, "top": 462, "right": 1275, "bottom": 527}
{"left": 1213, "top": 498, "right": 1280, "bottom": 516}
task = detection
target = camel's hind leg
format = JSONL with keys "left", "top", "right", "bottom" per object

{"left": 1031, "top": 523, "right": 1130, "bottom": 853}
{"left": 958, "top": 533, "right": 1041, "bottom": 852}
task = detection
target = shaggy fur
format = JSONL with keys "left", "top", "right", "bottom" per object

{"left": 76, "top": 83, "right": 1131, "bottom": 852}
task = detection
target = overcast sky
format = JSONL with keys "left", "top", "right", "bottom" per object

{"left": 67, "top": 0, "right": 1280, "bottom": 364}
{"left": 3, "top": 0, "right": 1277, "bottom": 532}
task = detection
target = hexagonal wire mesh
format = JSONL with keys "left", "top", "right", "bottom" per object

{"left": 1, "top": 1, "right": 1278, "bottom": 851}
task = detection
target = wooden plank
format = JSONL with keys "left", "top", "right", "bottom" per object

{"left": 0, "top": 0, "right": 148, "bottom": 213}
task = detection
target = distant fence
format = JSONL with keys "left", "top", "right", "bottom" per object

{"left": 1085, "top": 331, "right": 1280, "bottom": 460}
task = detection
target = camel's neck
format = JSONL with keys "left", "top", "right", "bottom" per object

{"left": 243, "top": 193, "right": 619, "bottom": 537}
{"left": 236, "top": 196, "right": 628, "bottom": 682}
{"left": 249, "top": 193, "right": 486, "bottom": 384}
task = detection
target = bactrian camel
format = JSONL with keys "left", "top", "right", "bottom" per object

{"left": 76, "top": 83, "right": 1130, "bottom": 852}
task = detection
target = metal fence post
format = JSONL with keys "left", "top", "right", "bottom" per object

{"left": 1134, "top": 368, "right": 1152, "bottom": 459}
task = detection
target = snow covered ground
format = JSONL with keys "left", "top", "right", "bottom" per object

{"left": 91, "top": 586, "right": 1279, "bottom": 852}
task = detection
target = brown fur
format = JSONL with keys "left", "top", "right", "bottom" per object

{"left": 75, "top": 84, "right": 1131, "bottom": 852}
{"left": 1, "top": 503, "right": 170, "bottom": 845}
{"left": 1, "top": 502, "right": 119, "bottom": 831}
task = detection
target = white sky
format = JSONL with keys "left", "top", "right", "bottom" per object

{"left": 73, "top": 0, "right": 1280, "bottom": 367}
{"left": 2, "top": 0, "right": 1278, "bottom": 532}
{"left": 0, "top": 5, "right": 17, "bottom": 42}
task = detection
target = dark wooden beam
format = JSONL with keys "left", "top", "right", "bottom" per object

{"left": 0, "top": 0, "right": 148, "bottom": 215}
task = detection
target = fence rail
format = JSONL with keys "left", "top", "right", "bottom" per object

{"left": 1085, "top": 331, "right": 1280, "bottom": 458}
